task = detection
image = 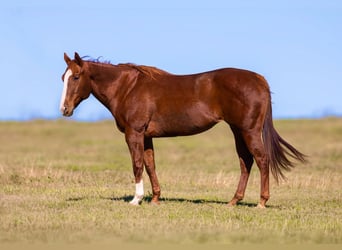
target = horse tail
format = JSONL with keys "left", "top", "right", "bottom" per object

{"left": 262, "top": 100, "right": 307, "bottom": 183}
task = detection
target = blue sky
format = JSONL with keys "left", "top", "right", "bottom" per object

{"left": 1, "top": 0, "right": 341, "bottom": 120}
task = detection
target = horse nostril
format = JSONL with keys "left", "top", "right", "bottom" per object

{"left": 62, "top": 106, "right": 68, "bottom": 115}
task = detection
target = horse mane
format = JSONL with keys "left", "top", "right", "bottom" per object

{"left": 83, "top": 56, "right": 170, "bottom": 79}
{"left": 118, "top": 63, "right": 171, "bottom": 79}
{"left": 83, "top": 56, "right": 111, "bottom": 64}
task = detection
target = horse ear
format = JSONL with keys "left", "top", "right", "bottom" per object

{"left": 64, "top": 53, "right": 72, "bottom": 65}
{"left": 74, "top": 52, "right": 84, "bottom": 67}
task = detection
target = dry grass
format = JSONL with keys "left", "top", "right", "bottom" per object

{"left": 0, "top": 118, "right": 341, "bottom": 246}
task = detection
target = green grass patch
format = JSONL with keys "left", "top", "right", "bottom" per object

{"left": 0, "top": 118, "right": 341, "bottom": 245}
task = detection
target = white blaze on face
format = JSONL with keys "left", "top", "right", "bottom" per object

{"left": 129, "top": 179, "right": 144, "bottom": 205}
{"left": 60, "top": 69, "right": 72, "bottom": 113}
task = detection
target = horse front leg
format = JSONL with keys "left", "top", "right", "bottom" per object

{"left": 125, "top": 128, "right": 145, "bottom": 205}
{"left": 144, "top": 137, "right": 161, "bottom": 204}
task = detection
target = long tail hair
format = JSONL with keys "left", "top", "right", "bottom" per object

{"left": 262, "top": 102, "right": 307, "bottom": 182}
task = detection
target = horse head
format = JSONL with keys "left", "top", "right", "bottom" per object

{"left": 60, "top": 52, "right": 91, "bottom": 117}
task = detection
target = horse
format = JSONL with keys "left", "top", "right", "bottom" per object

{"left": 60, "top": 52, "right": 306, "bottom": 208}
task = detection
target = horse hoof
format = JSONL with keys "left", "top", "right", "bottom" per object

{"left": 256, "top": 203, "right": 266, "bottom": 209}
{"left": 150, "top": 200, "right": 160, "bottom": 206}
{"left": 129, "top": 195, "right": 143, "bottom": 206}
{"left": 227, "top": 198, "right": 239, "bottom": 207}
{"left": 227, "top": 202, "right": 236, "bottom": 208}
{"left": 129, "top": 200, "right": 141, "bottom": 206}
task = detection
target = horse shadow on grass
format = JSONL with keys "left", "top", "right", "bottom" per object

{"left": 103, "top": 195, "right": 263, "bottom": 208}
{"left": 66, "top": 195, "right": 279, "bottom": 208}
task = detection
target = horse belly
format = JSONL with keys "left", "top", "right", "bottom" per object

{"left": 145, "top": 104, "right": 220, "bottom": 137}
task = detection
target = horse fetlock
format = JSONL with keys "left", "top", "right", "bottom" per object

{"left": 152, "top": 188, "right": 161, "bottom": 196}
{"left": 257, "top": 195, "right": 269, "bottom": 208}
{"left": 261, "top": 194, "right": 270, "bottom": 202}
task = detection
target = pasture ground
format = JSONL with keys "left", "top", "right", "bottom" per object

{"left": 0, "top": 118, "right": 341, "bottom": 248}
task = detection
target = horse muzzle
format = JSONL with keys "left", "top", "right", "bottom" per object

{"left": 61, "top": 106, "right": 74, "bottom": 117}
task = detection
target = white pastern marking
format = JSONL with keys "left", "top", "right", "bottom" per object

{"left": 60, "top": 69, "right": 72, "bottom": 113}
{"left": 135, "top": 179, "right": 144, "bottom": 196}
{"left": 129, "top": 179, "right": 144, "bottom": 205}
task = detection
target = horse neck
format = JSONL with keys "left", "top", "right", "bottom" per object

{"left": 87, "top": 62, "right": 139, "bottom": 113}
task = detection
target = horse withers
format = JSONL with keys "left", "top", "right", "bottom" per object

{"left": 60, "top": 52, "right": 306, "bottom": 208}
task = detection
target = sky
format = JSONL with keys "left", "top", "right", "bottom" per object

{"left": 1, "top": 0, "right": 341, "bottom": 121}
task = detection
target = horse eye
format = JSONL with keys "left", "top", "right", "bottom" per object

{"left": 73, "top": 75, "right": 80, "bottom": 81}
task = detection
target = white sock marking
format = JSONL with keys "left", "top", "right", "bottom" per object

{"left": 129, "top": 179, "right": 144, "bottom": 205}
{"left": 60, "top": 69, "right": 72, "bottom": 113}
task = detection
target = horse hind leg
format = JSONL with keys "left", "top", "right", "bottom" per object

{"left": 228, "top": 126, "right": 254, "bottom": 206}
{"left": 241, "top": 129, "right": 270, "bottom": 208}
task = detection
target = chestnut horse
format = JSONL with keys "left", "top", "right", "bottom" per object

{"left": 60, "top": 52, "right": 306, "bottom": 208}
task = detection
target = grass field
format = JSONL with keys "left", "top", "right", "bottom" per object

{"left": 0, "top": 118, "right": 341, "bottom": 246}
